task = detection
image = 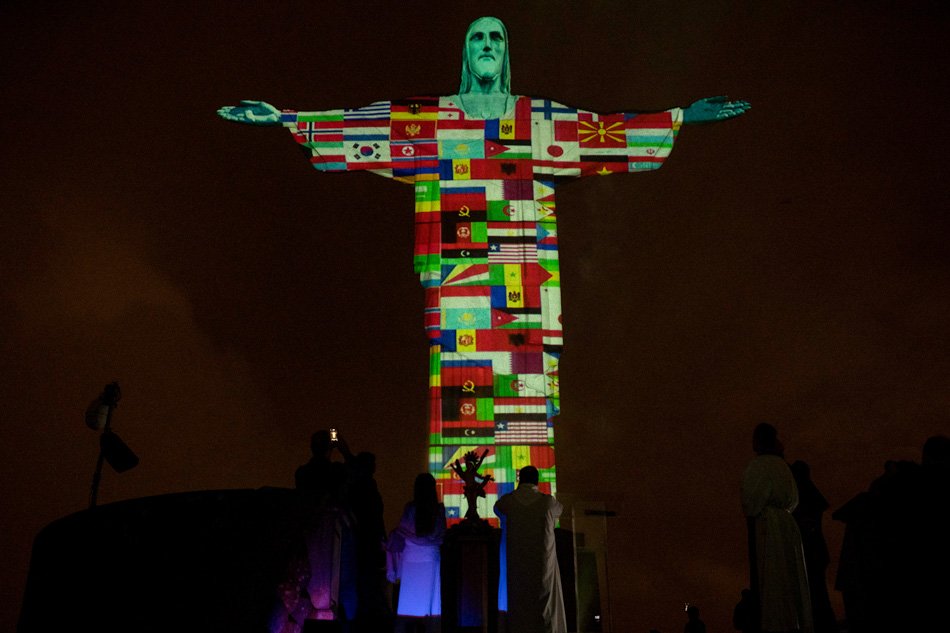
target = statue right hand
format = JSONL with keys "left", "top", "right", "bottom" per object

{"left": 216, "top": 100, "right": 281, "bottom": 125}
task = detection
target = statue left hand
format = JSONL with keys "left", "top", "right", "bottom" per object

{"left": 217, "top": 100, "right": 281, "bottom": 126}
{"left": 683, "top": 96, "right": 750, "bottom": 124}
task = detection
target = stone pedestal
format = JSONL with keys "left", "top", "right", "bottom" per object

{"left": 441, "top": 520, "right": 500, "bottom": 633}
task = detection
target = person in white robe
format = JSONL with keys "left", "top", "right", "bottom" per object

{"left": 494, "top": 465, "right": 566, "bottom": 633}
{"left": 741, "top": 423, "right": 813, "bottom": 633}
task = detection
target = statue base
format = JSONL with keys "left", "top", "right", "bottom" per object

{"left": 441, "top": 520, "right": 500, "bottom": 633}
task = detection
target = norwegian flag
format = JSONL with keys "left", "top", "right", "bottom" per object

{"left": 292, "top": 120, "right": 343, "bottom": 145}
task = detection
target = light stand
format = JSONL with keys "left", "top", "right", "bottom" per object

{"left": 87, "top": 382, "right": 138, "bottom": 508}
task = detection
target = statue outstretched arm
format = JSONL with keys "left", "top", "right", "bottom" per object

{"left": 224, "top": 99, "right": 407, "bottom": 180}
{"left": 217, "top": 100, "right": 281, "bottom": 126}
{"left": 683, "top": 96, "right": 750, "bottom": 124}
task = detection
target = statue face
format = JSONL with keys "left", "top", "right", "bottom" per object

{"left": 466, "top": 17, "right": 506, "bottom": 82}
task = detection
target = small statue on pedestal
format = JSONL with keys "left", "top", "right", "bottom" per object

{"left": 451, "top": 449, "right": 494, "bottom": 523}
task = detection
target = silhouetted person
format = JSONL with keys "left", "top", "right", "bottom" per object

{"left": 918, "top": 434, "right": 950, "bottom": 633}
{"left": 684, "top": 605, "right": 706, "bottom": 633}
{"left": 833, "top": 435, "right": 950, "bottom": 633}
{"left": 741, "top": 423, "right": 812, "bottom": 633}
{"left": 295, "top": 430, "right": 334, "bottom": 500}
{"left": 494, "top": 465, "right": 565, "bottom": 633}
{"left": 733, "top": 588, "right": 759, "bottom": 633}
{"left": 348, "top": 451, "right": 390, "bottom": 632}
{"left": 293, "top": 431, "right": 358, "bottom": 625}
{"left": 790, "top": 461, "right": 837, "bottom": 633}
{"left": 394, "top": 473, "right": 446, "bottom": 633}
{"left": 327, "top": 445, "right": 360, "bottom": 625}
{"left": 832, "top": 461, "right": 895, "bottom": 633}
{"left": 922, "top": 433, "right": 950, "bottom": 464}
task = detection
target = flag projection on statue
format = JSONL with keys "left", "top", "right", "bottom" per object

{"left": 281, "top": 97, "right": 681, "bottom": 524}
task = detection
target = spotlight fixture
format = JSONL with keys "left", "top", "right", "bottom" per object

{"left": 86, "top": 382, "right": 139, "bottom": 507}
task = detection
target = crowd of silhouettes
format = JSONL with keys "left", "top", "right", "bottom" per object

{"left": 832, "top": 434, "right": 950, "bottom": 633}
{"left": 270, "top": 430, "right": 390, "bottom": 633}
{"left": 735, "top": 427, "right": 950, "bottom": 633}
{"left": 273, "top": 427, "right": 950, "bottom": 633}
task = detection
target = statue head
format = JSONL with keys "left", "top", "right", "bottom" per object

{"left": 459, "top": 16, "right": 510, "bottom": 94}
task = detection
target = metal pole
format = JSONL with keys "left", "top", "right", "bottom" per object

{"left": 88, "top": 384, "right": 118, "bottom": 509}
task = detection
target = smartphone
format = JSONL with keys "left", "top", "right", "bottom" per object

{"left": 330, "top": 428, "right": 338, "bottom": 443}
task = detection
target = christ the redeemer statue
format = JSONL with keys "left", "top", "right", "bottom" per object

{"left": 219, "top": 16, "right": 749, "bottom": 523}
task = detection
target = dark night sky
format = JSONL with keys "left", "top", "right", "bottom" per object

{"left": 2, "top": 2, "right": 948, "bottom": 631}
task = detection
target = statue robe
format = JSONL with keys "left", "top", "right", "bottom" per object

{"left": 281, "top": 96, "right": 681, "bottom": 521}
{"left": 494, "top": 483, "right": 565, "bottom": 633}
